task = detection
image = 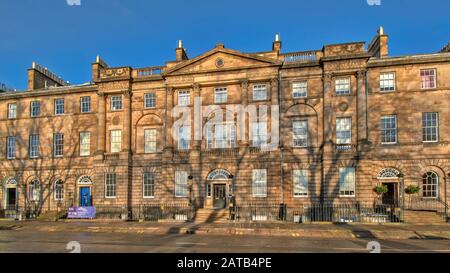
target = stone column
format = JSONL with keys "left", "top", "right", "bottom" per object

{"left": 96, "top": 92, "right": 106, "bottom": 157}
{"left": 192, "top": 83, "right": 201, "bottom": 150}
{"left": 270, "top": 77, "right": 279, "bottom": 106}
{"left": 322, "top": 73, "right": 333, "bottom": 154}
{"left": 123, "top": 89, "right": 132, "bottom": 153}
{"left": 356, "top": 70, "right": 368, "bottom": 144}
{"left": 239, "top": 79, "right": 249, "bottom": 147}
{"left": 164, "top": 86, "right": 174, "bottom": 155}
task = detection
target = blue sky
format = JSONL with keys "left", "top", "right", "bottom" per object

{"left": 0, "top": 0, "right": 449, "bottom": 90}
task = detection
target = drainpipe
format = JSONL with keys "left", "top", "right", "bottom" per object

{"left": 278, "top": 69, "right": 284, "bottom": 205}
{"left": 445, "top": 173, "right": 448, "bottom": 221}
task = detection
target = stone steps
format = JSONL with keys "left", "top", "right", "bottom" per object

{"left": 403, "top": 210, "right": 446, "bottom": 224}
{"left": 194, "top": 209, "right": 229, "bottom": 224}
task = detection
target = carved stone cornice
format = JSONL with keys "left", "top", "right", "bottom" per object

{"left": 240, "top": 79, "right": 249, "bottom": 89}
{"left": 123, "top": 89, "right": 132, "bottom": 99}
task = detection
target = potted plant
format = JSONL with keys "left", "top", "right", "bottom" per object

{"left": 373, "top": 185, "right": 388, "bottom": 205}
{"left": 404, "top": 185, "right": 420, "bottom": 208}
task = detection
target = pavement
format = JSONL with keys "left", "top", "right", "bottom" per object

{"left": 1, "top": 219, "right": 450, "bottom": 240}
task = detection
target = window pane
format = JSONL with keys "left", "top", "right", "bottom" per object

{"left": 214, "top": 87, "right": 228, "bottom": 103}
{"left": 335, "top": 78, "right": 351, "bottom": 95}
{"left": 293, "top": 120, "right": 308, "bottom": 147}
{"left": 144, "top": 129, "right": 157, "bottom": 153}
{"left": 380, "top": 72, "right": 395, "bottom": 92}
{"left": 381, "top": 115, "right": 397, "bottom": 144}
{"left": 7, "top": 136, "right": 16, "bottom": 159}
{"left": 336, "top": 118, "right": 351, "bottom": 144}
{"left": 54, "top": 99, "right": 64, "bottom": 115}
{"left": 110, "top": 130, "right": 122, "bottom": 153}
{"left": 422, "top": 112, "right": 439, "bottom": 142}
{"left": 143, "top": 173, "right": 155, "bottom": 198}
{"left": 80, "top": 132, "right": 90, "bottom": 156}
{"left": 54, "top": 134, "right": 64, "bottom": 157}
{"left": 293, "top": 81, "right": 308, "bottom": 98}
{"left": 293, "top": 170, "right": 308, "bottom": 197}
{"left": 252, "top": 169, "right": 267, "bottom": 197}
{"left": 175, "top": 171, "right": 188, "bottom": 197}
{"left": 252, "top": 122, "right": 267, "bottom": 147}
{"left": 339, "top": 167, "right": 355, "bottom": 196}
{"left": 111, "top": 96, "right": 122, "bottom": 110}
{"left": 29, "top": 134, "right": 40, "bottom": 158}
{"left": 178, "top": 91, "right": 190, "bottom": 106}
{"left": 80, "top": 97, "right": 91, "bottom": 113}
{"left": 178, "top": 126, "right": 190, "bottom": 150}
{"left": 31, "top": 101, "right": 41, "bottom": 117}
{"left": 144, "top": 93, "right": 156, "bottom": 108}
{"left": 253, "top": 84, "right": 267, "bottom": 101}
{"left": 105, "top": 173, "right": 116, "bottom": 198}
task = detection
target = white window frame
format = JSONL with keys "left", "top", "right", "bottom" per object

{"left": 339, "top": 167, "right": 356, "bottom": 197}
{"left": 80, "top": 96, "right": 91, "bottom": 113}
{"left": 336, "top": 117, "right": 352, "bottom": 144}
{"left": 214, "top": 87, "right": 228, "bottom": 104}
{"left": 251, "top": 122, "right": 267, "bottom": 147}
{"left": 144, "top": 129, "right": 157, "bottom": 153}
{"left": 335, "top": 78, "right": 351, "bottom": 95}
{"left": 253, "top": 84, "right": 267, "bottom": 101}
{"left": 53, "top": 133, "right": 64, "bottom": 157}
{"left": 110, "top": 96, "right": 122, "bottom": 111}
{"left": 293, "top": 170, "right": 308, "bottom": 197}
{"left": 293, "top": 120, "right": 308, "bottom": 148}
{"left": 53, "top": 180, "right": 64, "bottom": 201}
{"left": 420, "top": 69, "right": 437, "bottom": 90}
{"left": 292, "top": 81, "right": 308, "bottom": 98}
{"left": 54, "top": 99, "right": 64, "bottom": 115}
{"left": 380, "top": 115, "right": 397, "bottom": 144}
{"left": 30, "top": 101, "right": 41, "bottom": 117}
{"left": 178, "top": 90, "right": 190, "bottom": 106}
{"left": 8, "top": 103, "right": 17, "bottom": 119}
{"left": 29, "top": 134, "right": 40, "bottom": 158}
{"left": 28, "top": 179, "right": 41, "bottom": 202}
{"left": 422, "top": 172, "right": 439, "bottom": 198}
{"left": 6, "top": 136, "right": 16, "bottom": 159}
{"left": 110, "top": 130, "right": 122, "bottom": 153}
{"left": 105, "top": 173, "right": 116, "bottom": 198}
{"left": 143, "top": 172, "right": 155, "bottom": 198}
{"left": 380, "top": 72, "right": 396, "bottom": 92}
{"left": 422, "top": 112, "right": 439, "bottom": 143}
{"left": 144, "top": 93, "right": 156, "bottom": 109}
{"left": 178, "top": 126, "right": 190, "bottom": 150}
{"left": 252, "top": 169, "right": 267, "bottom": 197}
{"left": 80, "top": 131, "right": 91, "bottom": 156}
{"left": 175, "top": 171, "right": 188, "bottom": 198}
{"left": 206, "top": 123, "right": 236, "bottom": 149}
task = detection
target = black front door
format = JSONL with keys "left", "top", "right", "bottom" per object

{"left": 7, "top": 188, "right": 17, "bottom": 209}
{"left": 382, "top": 183, "right": 398, "bottom": 206}
{"left": 213, "top": 184, "right": 226, "bottom": 209}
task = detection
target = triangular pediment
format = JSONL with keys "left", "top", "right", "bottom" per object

{"left": 164, "top": 47, "right": 281, "bottom": 75}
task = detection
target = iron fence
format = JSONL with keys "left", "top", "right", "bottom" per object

{"left": 234, "top": 203, "right": 401, "bottom": 223}
{"left": 95, "top": 205, "right": 127, "bottom": 220}
{"left": 139, "top": 203, "right": 196, "bottom": 222}
{"left": 405, "top": 196, "right": 449, "bottom": 221}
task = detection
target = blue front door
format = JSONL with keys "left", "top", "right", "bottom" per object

{"left": 79, "top": 187, "right": 91, "bottom": 207}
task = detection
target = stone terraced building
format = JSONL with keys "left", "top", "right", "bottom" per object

{"left": 0, "top": 28, "right": 449, "bottom": 222}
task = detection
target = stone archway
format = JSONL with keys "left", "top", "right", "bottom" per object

{"left": 205, "top": 169, "right": 233, "bottom": 209}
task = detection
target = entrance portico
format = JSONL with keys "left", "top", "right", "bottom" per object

{"left": 204, "top": 169, "right": 233, "bottom": 209}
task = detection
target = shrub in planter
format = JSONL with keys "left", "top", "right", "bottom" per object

{"left": 373, "top": 185, "right": 388, "bottom": 195}
{"left": 405, "top": 185, "right": 420, "bottom": 195}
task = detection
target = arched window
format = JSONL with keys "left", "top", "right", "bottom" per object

{"left": 28, "top": 179, "right": 41, "bottom": 202}
{"left": 377, "top": 168, "right": 400, "bottom": 179}
{"left": 54, "top": 180, "right": 64, "bottom": 201}
{"left": 422, "top": 172, "right": 438, "bottom": 198}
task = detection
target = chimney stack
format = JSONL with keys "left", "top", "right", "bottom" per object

{"left": 176, "top": 40, "right": 189, "bottom": 62}
{"left": 368, "top": 26, "right": 389, "bottom": 58}
{"left": 272, "top": 33, "right": 282, "bottom": 53}
{"left": 92, "top": 55, "right": 109, "bottom": 82}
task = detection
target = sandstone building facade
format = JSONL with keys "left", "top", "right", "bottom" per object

{"left": 0, "top": 28, "right": 449, "bottom": 221}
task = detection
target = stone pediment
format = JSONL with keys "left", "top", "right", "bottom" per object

{"left": 164, "top": 47, "right": 281, "bottom": 75}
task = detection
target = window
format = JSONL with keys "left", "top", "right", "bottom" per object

{"left": 144, "top": 129, "right": 157, "bottom": 153}
{"left": 252, "top": 122, "right": 267, "bottom": 147}
{"left": 420, "top": 69, "right": 436, "bottom": 89}
{"left": 422, "top": 172, "right": 438, "bottom": 198}
{"left": 178, "top": 91, "right": 190, "bottom": 106}
{"left": 252, "top": 169, "right": 267, "bottom": 197}
{"left": 178, "top": 126, "right": 190, "bottom": 150}
{"left": 6, "top": 136, "right": 16, "bottom": 159}
{"left": 54, "top": 180, "right": 64, "bottom": 201}
{"left": 29, "top": 134, "right": 39, "bottom": 158}
{"left": 111, "top": 96, "right": 122, "bottom": 110}
{"left": 80, "top": 96, "right": 91, "bottom": 113}
{"left": 253, "top": 84, "right": 267, "bottom": 101}
{"left": 8, "top": 103, "right": 17, "bottom": 119}
{"left": 422, "top": 112, "right": 439, "bottom": 142}
{"left": 336, "top": 118, "right": 352, "bottom": 144}
{"left": 30, "top": 101, "right": 41, "bottom": 117}
{"left": 293, "top": 170, "right": 308, "bottom": 197}
{"left": 380, "top": 72, "right": 396, "bottom": 92}
{"left": 53, "top": 133, "right": 64, "bottom": 157}
{"left": 206, "top": 123, "right": 236, "bottom": 149}
{"left": 335, "top": 78, "right": 351, "bottom": 95}
{"left": 110, "top": 130, "right": 122, "bottom": 153}
{"left": 80, "top": 132, "right": 91, "bottom": 156}
{"left": 175, "top": 171, "right": 188, "bottom": 197}
{"left": 293, "top": 120, "right": 308, "bottom": 148}
{"left": 105, "top": 173, "right": 116, "bottom": 198}
{"left": 214, "top": 87, "right": 228, "bottom": 103}
{"left": 143, "top": 173, "right": 155, "bottom": 198}
{"left": 144, "top": 93, "right": 156, "bottom": 108}
{"left": 292, "top": 81, "right": 308, "bottom": 98}
{"left": 380, "top": 115, "right": 397, "bottom": 144}
{"left": 54, "top": 99, "right": 64, "bottom": 115}
{"left": 339, "top": 167, "right": 356, "bottom": 197}
{"left": 28, "top": 179, "right": 41, "bottom": 202}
